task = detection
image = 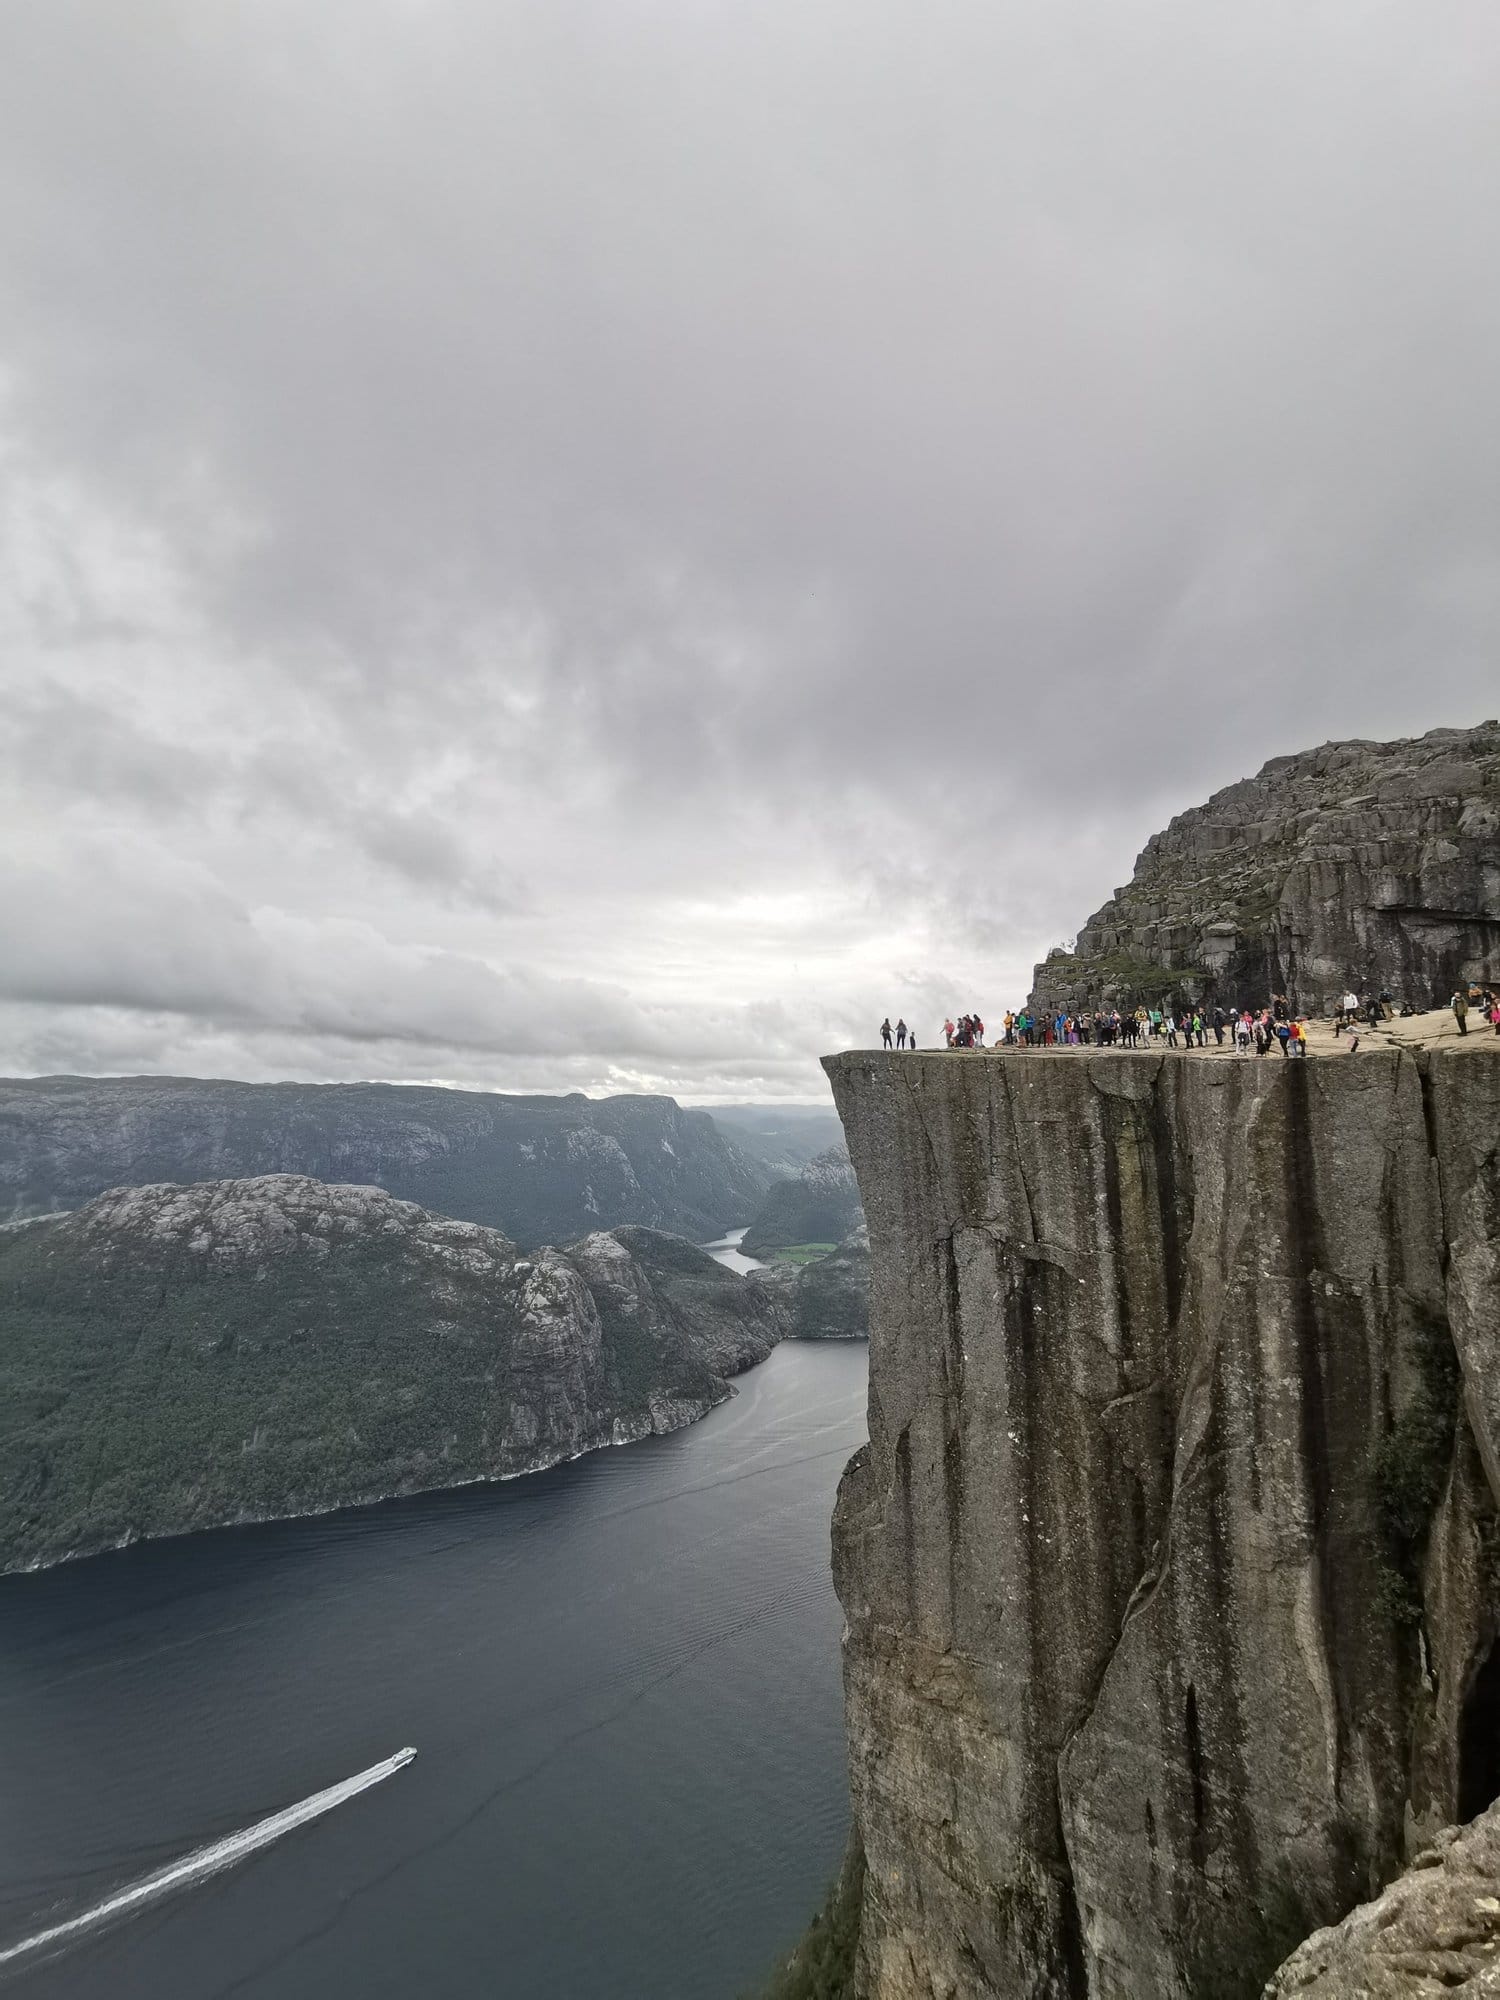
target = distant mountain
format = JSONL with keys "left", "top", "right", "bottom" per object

{"left": 0, "top": 1176, "right": 787, "bottom": 1572}
{"left": 0, "top": 1077, "right": 769, "bottom": 1247}
{"left": 741, "top": 1145, "right": 863, "bottom": 1258}
{"left": 707, "top": 1105, "right": 846, "bottom": 1176}
{"left": 751, "top": 1223, "right": 869, "bottom": 1341}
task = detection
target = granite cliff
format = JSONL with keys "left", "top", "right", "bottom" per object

{"left": 1030, "top": 720, "right": 1500, "bottom": 1017}
{"left": 0, "top": 1076, "right": 768, "bottom": 1244}
{"left": 0, "top": 1176, "right": 786, "bottom": 1572}
{"left": 823, "top": 1036, "right": 1500, "bottom": 1998}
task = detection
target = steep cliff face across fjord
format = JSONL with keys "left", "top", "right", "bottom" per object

{"left": 742, "top": 1145, "right": 865, "bottom": 1258}
{"left": 823, "top": 1038, "right": 1500, "bottom": 1999}
{"left": 1030, "top": 719, "right": 1500, "bottom": 1017}
{"left": 0, "top": 1076, "right": 768, "bottom": 1243}
{"left": 0, "top": 1176, "right": 786, "bottom": 1572}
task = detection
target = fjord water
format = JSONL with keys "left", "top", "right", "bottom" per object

{"left": 0, "top": 1341, "right": 866, "bottom": 1999}
{"left": 700, "top": 1224, "right": 765, "bottom": 1276}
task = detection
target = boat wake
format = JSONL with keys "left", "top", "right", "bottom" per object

{"left": 0, "top": 1748, "right": 416, "bottom": 1973}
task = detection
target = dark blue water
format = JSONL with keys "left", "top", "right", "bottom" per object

{"left": 0, "top": 1343, "right": 866, "bottom": 1999}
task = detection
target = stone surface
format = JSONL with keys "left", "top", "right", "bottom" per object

{"left": 823, "top": 1040, "right": 1500, "bottom": 1999}
{"left": 0, "top": 1075, "right": 769, "bottom": 1243}
{"left": 0, "top": 1176, "right": 787, "bottom": 1571}
{"left": 1265, "top": 1801, "right": 1500, "bottom": 1996}
{"left": 742, "top": 1144, "right": 865, "bottom": 1257}
{"left": 1029, "top": 721, "right": 1500, "bottom": 1018}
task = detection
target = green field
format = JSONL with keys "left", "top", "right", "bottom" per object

{"left": 769, "top": 1243, "right": 837, "bottom": 1265}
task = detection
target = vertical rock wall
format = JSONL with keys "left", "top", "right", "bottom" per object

{"left": 824, "top": 1045, "right": 1500, "bottom": 1999}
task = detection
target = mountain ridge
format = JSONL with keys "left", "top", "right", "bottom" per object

{"left": 0, "top": 1075, "right": 769, "bottom": 1247}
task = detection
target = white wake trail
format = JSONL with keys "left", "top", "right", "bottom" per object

{"left": 0, "top": 1747, "right": 416, "bottom": 1971}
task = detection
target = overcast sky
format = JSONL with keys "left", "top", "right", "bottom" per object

{"left": 2, "top": 2, "right": 1497, "bottom": 1102}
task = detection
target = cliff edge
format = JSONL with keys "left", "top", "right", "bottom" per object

{"left": 823, "top": 1039, "right": 1500, "bottom": 1998}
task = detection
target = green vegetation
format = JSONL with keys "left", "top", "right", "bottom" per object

{"left": 769, "top": 1244, "right": 838, "bottom": 1266}
{"left": 745, "top": 1836, "right": 864, "bottom": 2000}
{"left": 0, "top": 1220, "right": 513, "bottom": 1569}
{"left": 741, "top": 1148, "right": 862, "bottom": 1259}
{"left": 0, "top": 1194, "right": 778, "bottom": 1572}
{"left": 1373, "top": 1310, "right": 1460, "bottom": 1626}
{"left": 1081, "top": 952, "right": 1209, "bottom": 1002}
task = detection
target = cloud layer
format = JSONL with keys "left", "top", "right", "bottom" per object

{"left": 3, "top": 1, "right": 1497, "bottom": 1097}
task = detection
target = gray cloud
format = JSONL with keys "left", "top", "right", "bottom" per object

{"left": 2, "top": 0, "right": 1497, "bottom": 1097}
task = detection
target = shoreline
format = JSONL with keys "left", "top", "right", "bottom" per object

{"left": 0, "top": 1377, "right": 754, "bottom": 1581}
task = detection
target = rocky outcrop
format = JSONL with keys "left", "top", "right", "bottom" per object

{"left": 1264, "top": 1799, "right": 1500, "bottom": 1995}
{"left": 1030, "top": 720, "right": 1500, "bottom": 1018}
{"left": 0, "top": 1076, "right": 768, "bottom": 1243}
{"left": 743, "top": 1145, "right": 864, "bottom": 1258}
{"left": 823, "top": 1041, "right": 1500, "bottom": 1999}
{"left": 753, "top": 1224, "right": 871, "bottom": 1341}
{"left": 0, "top": 1176, "right": 786, "bottom": 1571}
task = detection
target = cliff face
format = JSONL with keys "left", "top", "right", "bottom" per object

{"left": 1029, "top": 721, "right": 1500, "bottom": 1017}
{"left": 0, "top": 1177, "right": 786, "bottom": 1572}
{"left": 824, "top": 1042, "right": 1500, "bottom": 1999}
{"left": 0, "top": 1076, "right": 768, "bottom": 1243}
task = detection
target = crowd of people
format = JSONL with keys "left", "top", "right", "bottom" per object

{"left": 876, "top": 982, "right": 1499, "bottom": 1057}
{"left": 990, "top": 1003, "right": 1318, "bottom": 1054}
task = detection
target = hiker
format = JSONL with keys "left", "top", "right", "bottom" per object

{"left": 1452, "top": 990, "right": 1469, "bottom": 1037}
{"left": 1289, "top": 1019, "right": 1308, "bottom": 1057}
{"left": 880, "top": 1017, "right": 893, "bottom": 1049}
{"left": 1276, "top": 1017, "right": 1292, "bottom": 1057}
{"left": 909, "top": 1030, "right": 918, "bottom": 1050}
{"left": 896, "top": 1018, "right": 908, "bottom": 1049}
